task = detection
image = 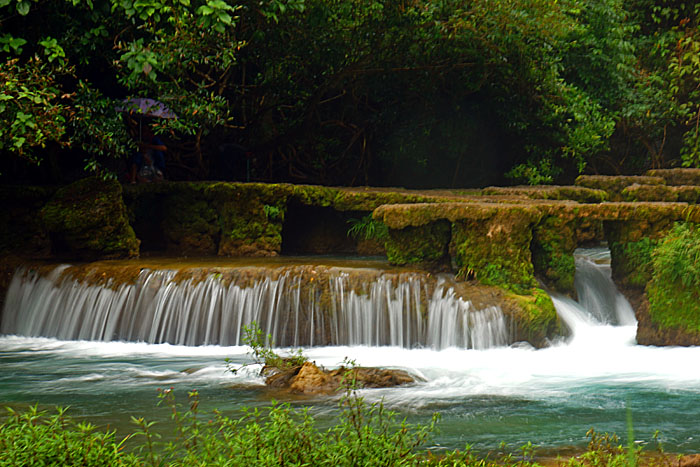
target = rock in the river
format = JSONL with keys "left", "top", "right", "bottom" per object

{"left": 264, "top": 361, "right": 416, "bottom": 395}
{"left": 680, "top": 454, "right": 700, "bottom": 467}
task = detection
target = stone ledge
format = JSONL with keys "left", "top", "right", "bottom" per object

{"left": 646, "top": 168, "right": 700, "bottom": 186}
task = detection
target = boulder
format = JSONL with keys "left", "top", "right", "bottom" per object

{"left": 264, "top": 361, "right": 416, "bottom": 395}
{"left": 40, "top": 177, "right": 139, "bottom": 259}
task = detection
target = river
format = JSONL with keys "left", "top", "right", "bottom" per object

{"left": 1, "top": 248, "right": 699, "bottom": 453}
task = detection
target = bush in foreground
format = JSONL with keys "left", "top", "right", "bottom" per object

{"left": 0, "top": 391, "right": 680, "bottom": 467}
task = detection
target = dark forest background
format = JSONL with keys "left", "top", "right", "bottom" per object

{"left": 1, "top": 0, "right": 699, "bottom": 187}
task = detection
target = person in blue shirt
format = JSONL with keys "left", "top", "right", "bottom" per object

{"left": 128, "top": 124, "right": 167, "bottom": 183}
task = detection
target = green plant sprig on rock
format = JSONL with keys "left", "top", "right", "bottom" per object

{"left": 227, "top": 322, "right": 307, "bottom": 376}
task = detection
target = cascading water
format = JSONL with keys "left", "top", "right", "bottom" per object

{"left": 0, "top": 264, "right": 510, "bottom": 350}
{"left": 551, "top": 248, "right": 638, "bottom": 345}
{"left": 3, "top": 250, "right": 700, "bottom": 453}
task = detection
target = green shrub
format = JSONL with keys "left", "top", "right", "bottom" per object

{"left": 0, "top": 398, "right": 673, "bottom": 467}
{"left": 131, "top": 387, "right": 438, "bottom": 467}
{"left": 0, "top": 405, "right": 138, "bottom": 466}
{"left": 651, "top": 223, "right": 700, "bottom": 289}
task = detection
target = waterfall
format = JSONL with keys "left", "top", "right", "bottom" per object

{"left": 552, "top": 247, "right": 637, "bottom": 345}
{"left": 0, "top": 265, "right": 511, "bottom": 349}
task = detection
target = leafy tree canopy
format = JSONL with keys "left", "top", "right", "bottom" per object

{"left": 1, "top": 0, "right": 699, "bottom": 186}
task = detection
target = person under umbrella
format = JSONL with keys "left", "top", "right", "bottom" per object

{"left": 117, "top": 98, "right": 176, "bottom": 183}
{"left": 128, "top": 123, "right": 167, "bottom": 183}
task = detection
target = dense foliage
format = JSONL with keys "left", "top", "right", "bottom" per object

{"left": 1, "top": 0, "right": 699, "bottom": 186}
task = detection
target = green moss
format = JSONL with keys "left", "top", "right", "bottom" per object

{"left": 384, "top": 221, "right": 450, "bottom": 267}
{"left": 481, "top": 185, "right": 608, "bottom": 203}
{"left": 40, "top": 177, "right": 139, "bottom": 259}
{"left": 575, "top": 175, "right": 665, "bottom": 201}
{"left": 206, "top": 183, "right": 289, "bottom": 256}
{"left": 163, "top": 195, "right": 219, "bottom": 255}
{"left": 531, "top": 216, "right": 576, "bottom": 293}
{"left": 449, "top": 209, "right": 539, "bottom": 295}
{"left": 614, "top": 238, "right": 658, "bottom": 288}
{"left": 507, "top": 287, "right": 560, "bottom": 345}
{"left": 622, "top": 184, "right": 679, "bottom": 202}
{"left": 289, "top": 184, "right": 337, "bottom": 207}
{"left": 646, "top": 168, "right": 700, "bottom": 186}
{"left": 647, "top": 223, "right": 700, "bottom": 334}
{"left": 606, "top": 219, "right": 669, "bottom": 288}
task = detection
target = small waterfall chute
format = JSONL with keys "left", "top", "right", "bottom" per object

{"left": 552, "top": 247, "right": 637, "bottom": 346}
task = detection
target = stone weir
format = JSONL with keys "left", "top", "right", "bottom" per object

{"left": 1, "top": 261, "right": 531, "bottom": 349}
{"left": 5, "top": 170, "right": 700, "bottom": 346}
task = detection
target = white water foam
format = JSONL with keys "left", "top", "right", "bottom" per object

{"left": 1, "top": 248, "right": 699, "bottom": 403}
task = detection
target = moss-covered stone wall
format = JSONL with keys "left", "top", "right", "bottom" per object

{"left": 646, "top": 168, "right": 700, "bottom": 186}
{"left": 531, "top": 216, "right": 577, "bottom": 293}
{"left": 8, "top": 176, "right": 700, "bottom": 346}
{"left": 638, "top": 222, "right": 700, "bottom": 345}
{"left": 575, "top": 175, "right": 665, "bottom": 201}
{"left": 385, "top": 221, "right": 451, "bottom": 268}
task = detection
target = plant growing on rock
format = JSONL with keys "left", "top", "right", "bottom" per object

{"left": 228, "top": 321, "right": 307, "bottom": 375}
{"left": 347, "top": 214, "right": 389, "bottom": 242}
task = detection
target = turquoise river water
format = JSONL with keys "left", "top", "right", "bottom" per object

{"left": 1, "top": 248, "right": 699, "bottom": 455}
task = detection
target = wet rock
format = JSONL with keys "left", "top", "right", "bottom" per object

{"left": 264, "top": 361, "right": 416, "bottom": 395}
{"left": 289, "top": 362, "right": 336, "bottom": 394}
{"left": 680, "top": 454, "right": 700, "bottom": 467}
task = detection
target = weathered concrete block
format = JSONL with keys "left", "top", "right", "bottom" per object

{"left": 385, "top": 221, "right": 451, "bottom": 267}
{"left": 531, "top": 216, "right": 577, "bottom": 293}
{"left": 207, "top": 183, "right": 289, "bottom": 257}
{"left": 481, "top": 185, "right": 608, "bottom": 203}
{"left": 575, "top": 175, "right": 665, "bottom": 201}
{"left": 646, "top": 168, "right": 700, "bottom": 186}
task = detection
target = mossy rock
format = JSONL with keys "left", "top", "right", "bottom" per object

{"left": 40, "top": 177, "right": 139, "bottom": 259}
{"left": 162, "top": 187, "right": 219, "bottom": 255}
{"left": 643, "top": 222, "right": 700, "bottom": 341}
{"left": 604, "top": 219, "right": 669, "bottom": 289}
{"left": 622, "top": 183, "right": 700, "bottom": 203}
{"left": 384, "top": 221, "right": 451, "bottom": 268}
{"left": 622, "top": 184, "right": 679, "bottom": 202}
{"left": 646, "top": 168, "right": 700, "bottom": 186}
{"left": 575, "top": 175, "right": 665, "bottom": 201}
{"left": 646, "top": 280, "right": 700, "bottom": 338}
{"left": 505, "top": 287, "right": 561, "bottom": 346}
{"left": 531, "top": 216, "right": 576, "bottom": 293}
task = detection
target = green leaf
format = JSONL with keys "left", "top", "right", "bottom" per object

{"left": 16, "top": 0, "right": 30, "bottom": 15}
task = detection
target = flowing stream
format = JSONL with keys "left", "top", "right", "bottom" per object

{"left": 1, "top": 249, "right": 700, "bottom": 453}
